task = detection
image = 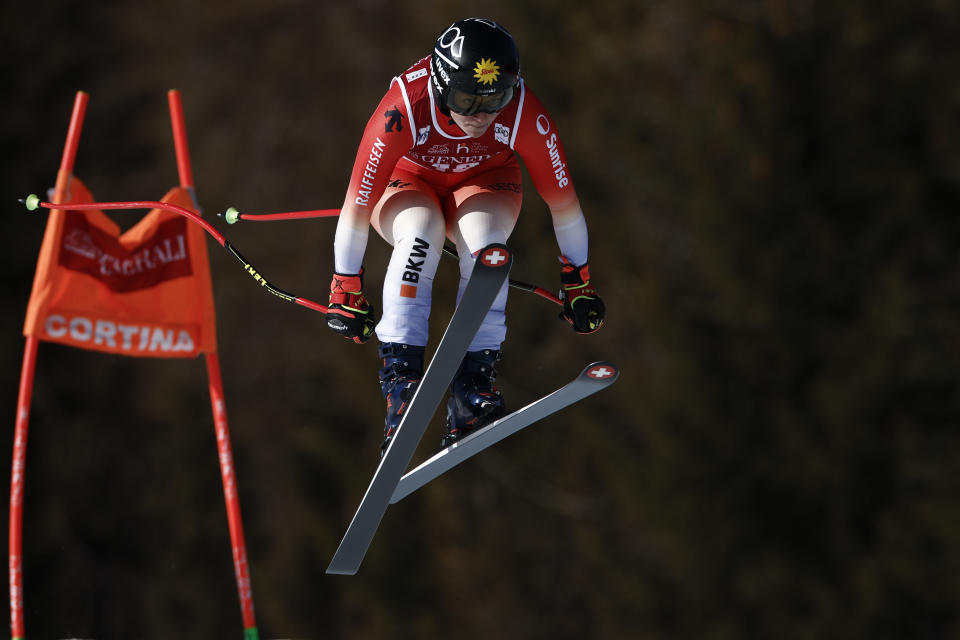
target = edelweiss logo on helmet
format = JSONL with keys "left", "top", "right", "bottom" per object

{"left": 473, "top": 58, "right": 500, "bottom": 85}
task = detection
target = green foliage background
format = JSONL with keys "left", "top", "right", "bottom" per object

{"left": 2, "top": 0, "right": 958, "bottom": 638}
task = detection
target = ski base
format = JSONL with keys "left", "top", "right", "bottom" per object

{"left": 390, "top": 361, "right": 620, "bottom": 504}
{"left": 326, "top": 244, "right": 513, "bottom": 575}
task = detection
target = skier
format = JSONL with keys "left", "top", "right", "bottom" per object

{"left": 325, "top": 18, "right": 605, "bottom": 455}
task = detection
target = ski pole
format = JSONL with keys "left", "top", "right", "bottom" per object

{"left": 220, "top": 206, "right": 563, "bottom": 306}
{"left": 19, "top": 194, "right": 329, "bottom": 314}
{"left": 221, "top": 207, "right": 340, "bottom": 222}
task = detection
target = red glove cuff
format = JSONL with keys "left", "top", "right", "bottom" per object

{"left": 559, "top": 256, "right": 591, "bottom": 288}
{"left": 329, "top": 270, "right": 365, "bottom": 306}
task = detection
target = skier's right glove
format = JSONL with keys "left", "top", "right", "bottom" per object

{"left": 558, "top": 256, "right": 605, "bottom": 334}
{"left": 326, "top": 269, "right": 376, "bottom": 344}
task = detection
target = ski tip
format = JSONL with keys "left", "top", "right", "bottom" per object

{"left": 476, "top": 243, "right": 512, "bottom": 269}
{"left": 581, "top": 362, "right": 619, "bottom": 384}
{"left": 326, "top": 555, "right": 360, "bottom": 575}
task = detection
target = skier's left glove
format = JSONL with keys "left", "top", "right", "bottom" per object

{"left": 326, "top": 269, "right": 376, "bottom": 344}
{"left": 558, "top": 256, "right": 605, "bottom": 334}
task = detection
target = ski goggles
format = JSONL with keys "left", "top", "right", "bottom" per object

{"left": 445, "top": 86, "right": 515, "bottom": 116}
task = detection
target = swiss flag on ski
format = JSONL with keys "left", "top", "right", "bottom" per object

{"left": 326, "top": 243, "right": 513, "bottom": 575}
{"left": 390, "top": 361, "right": 619, "bottom": 503}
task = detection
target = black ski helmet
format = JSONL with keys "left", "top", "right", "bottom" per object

{"left": 430, "top": 18, "right": 521, "bottom": 116}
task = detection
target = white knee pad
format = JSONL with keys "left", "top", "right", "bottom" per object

{"left": 375, "top": 205, "right": 445, "bottom": 346}
{"left": 448, "top": 203, "right": 517, "bottom": 254}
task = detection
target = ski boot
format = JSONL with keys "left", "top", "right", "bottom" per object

{"left": 378, "top": 342, "right": 425, "bottom": 457}
{"left": 442, "top": 349, "right": 507, "bottom": 448}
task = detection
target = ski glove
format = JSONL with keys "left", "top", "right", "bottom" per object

{"left": 558, "top": 256, "right": 605, "bottom": 334}
{"left": 326, "top": 269, "right": 376, "bottom": 344}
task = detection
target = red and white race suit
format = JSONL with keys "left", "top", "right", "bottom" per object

{"left": 334, "top": 55, "right": 590, "bottom": 349}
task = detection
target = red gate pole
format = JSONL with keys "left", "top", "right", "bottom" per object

{"left": 10, "top": 90, "right": 89, "bottom": 640}
{"left": 9, "top": 338, "right": 37, "bottom": 640}
{"left": 167, "top": 89, "right": 259, "bottom": 640}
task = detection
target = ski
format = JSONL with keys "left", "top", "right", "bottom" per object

{"left": 389, "top": 361, "right": 619, "bottom": 503}
{"left": 326, "top": 243, "right": 513, "bottom": 575}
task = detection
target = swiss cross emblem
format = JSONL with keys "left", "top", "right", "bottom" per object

{"left": 480, "top": 247, "right": 510, "bottom": 267}
{"left": 587, "top": 365, "right": 616, "bottom": 379}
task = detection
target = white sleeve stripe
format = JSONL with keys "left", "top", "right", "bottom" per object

{"left": 393, "top": 77, "right": 418, "bottom": 147}
{"left": 509, "top": 81, "right": 525, "bottom": 150}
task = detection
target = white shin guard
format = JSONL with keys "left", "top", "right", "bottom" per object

{"left": 375, "top": 209, "right": 444, "bottom": 346}
{"left": 458, "top": 260, "right": 509, "bottom": 351}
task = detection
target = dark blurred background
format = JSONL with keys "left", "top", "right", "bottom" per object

{"left": 3, "top": 0, "right": 959, "bottom": 638}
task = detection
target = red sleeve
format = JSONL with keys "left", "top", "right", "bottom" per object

{"left": 344, "top": 80, "right": 413, "bottom": 211}
{"left": 512, "top": 88, "right": 579, "bottom": 210}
